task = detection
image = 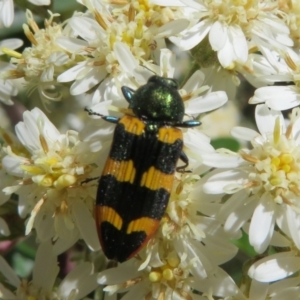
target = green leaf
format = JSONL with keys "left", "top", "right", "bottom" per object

{"left": 232, "top": 231, "right": 257, "bottom": 257}
{"left": 211, "top": 137, "right": 240, "bottom": 152}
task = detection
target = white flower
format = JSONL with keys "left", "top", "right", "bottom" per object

{"left": 2, "top": 10, "right": 71, "bottom": 107}
{"left": 170, "top": 0, "right": 292, "bottom": 69}
{"left": 57, "top": 41, "right": 139, "bottom": 100}
{"left": 0, "top": 241, "right": 98, "bottom": 300}
{"left": 57, "top": 0, "right": 189, "bottom": 98}
{"left": 203, "top": 104, "right": 300, "bottom": 254}
{"left": 249, "top": 47, "right": 300, "bottom": 110}
{"left": 58, "top": 5, "right": 228, "bottom": 114}
{"left": 1, "top": 107, "right": 101, "bottom": 251}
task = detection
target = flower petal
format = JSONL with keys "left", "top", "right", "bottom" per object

{"left": 59, "top": 262, "right": 98, "bottom": 299}
{"left": 70, "top": 66, "right": 107, "bottom": 95}
{"left": 169, "top": 20, "right": 212, "bottom": 51}
{"left": 72, "top": 198, "right": 101, "bottom": 251}
{"left": 286, "top": 205, "right": 300, "bottom": 250}
{"left": 248, "top": 252, "right": 300, "bottom": 282}
{"left": 230, "top": 25, "right": 248, "bottom": 63}
{"left": 1, "top": 0, "right": 14, "bottom": 27}
{"left": 0, "top": 256, "right": 20, "bottom": 287}
{"left": 0, "top": 38, "right": 23, "bottom": 54}
{"left": 209, "top": 21, "right": 227, "bottom": 51}
{"left": 114, "top": 42, "right": 138, "bottom": 74}
{"left": 202, "top": 152, "right": 244, "bottom": 168}
{"left": 225, "top": 195, "right": 258, "bottom": 234}
{"left": 185, "top": 91, "right": 228, "bottom": 114}
{"left": 32, "top": 241, "right": 58, "bottom": 292}
{"left": 203, "top": 169, "right": 248, "bottom": 194}
{"left": 249, "top": 194, "right": 275, "bottom": 253}
{"left": 155, "top": 19, "right": 189, "bottom": 38}
{"left": 57, "top": 61, "right": 87, "bottom": 82}
{"left": 255, "top": 104, "right": 283, "bottom": 136}
{"left": 251, "top": 86, "right": 300, "bottom": 111}
{"left": 231, "top": 126, "right": 258, "bottom": 141}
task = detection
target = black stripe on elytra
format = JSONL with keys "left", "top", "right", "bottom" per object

{"left": 101, "top": 223, "right": 147, "bottom": 262}
{"left": 97, "top": 175, "right": 169, "bottom": 222}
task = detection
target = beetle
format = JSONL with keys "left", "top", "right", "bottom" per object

{"left": 86, "top": 75, "right": 200, "bottom": 262}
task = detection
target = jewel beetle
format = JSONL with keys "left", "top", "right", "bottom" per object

{"left": 86, "top": 75, "right": 200, "bottom": 262}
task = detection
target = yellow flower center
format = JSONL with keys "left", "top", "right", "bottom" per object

{"left": 91, "top": 0, "right": 184, "bottom": 69}
{"left": 148, "top": 252, "right": 180, "bottom": 283}
{"left": 241, "top": 116, "right": 300, "bottom": 203}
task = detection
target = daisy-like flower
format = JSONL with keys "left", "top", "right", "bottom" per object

{"left": 2, "top": 10, "right": 71, "bottom": 108}
{"left": 0, "top": 38, "right": 23, "bottom": 105}
{"left": 56, "top": 0, "right": 189, "bottom": 99}
{"left": 1, "top": 107, "right": 101, "bottom": 252}
{"left": 98, "top": 175, "right": 237, "bottom": 299}
{"left": 249, "top": 46, "right": 300, "bottom": 111}
{"left": 170, "top": 0, "right": 293, "bottom": 69}
{"left": 203, "top": 104, "right": 300, "bottom": 254}
{"left": 0, "top": 241, "right": 99, "bottom": 300}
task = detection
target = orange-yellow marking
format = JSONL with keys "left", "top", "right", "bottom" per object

{"left": 103, "top": 159, "right": 136, "bottom": 183}
{"left": 126, "top": 217, "right": 159, "bottom": 235}
{"left": 97, "top": 206, "right": 123, "bottom": 230}
{"left": 158, "top": 127, "right": 182, "bottom": 144}
{"left": 140, "top": 166, "right": 174, "bottom": 192}
{"left": 119, "top": 115, "right": 145, "bottom": 135}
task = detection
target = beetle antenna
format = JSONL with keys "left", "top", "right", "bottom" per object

{"left": 84, "top": 107, "right": 104, "bottom": 117}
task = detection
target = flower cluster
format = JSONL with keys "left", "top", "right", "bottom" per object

{"left": 1, "top": 0, "right": 300, "bottom": 299}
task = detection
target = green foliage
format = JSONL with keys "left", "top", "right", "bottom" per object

{"left": 211, "top": 137, "right": 241, "bottom": 152}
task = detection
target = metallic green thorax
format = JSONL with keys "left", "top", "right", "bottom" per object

{"left": 121, "top": 76, "right": 185, "bottom": 123}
